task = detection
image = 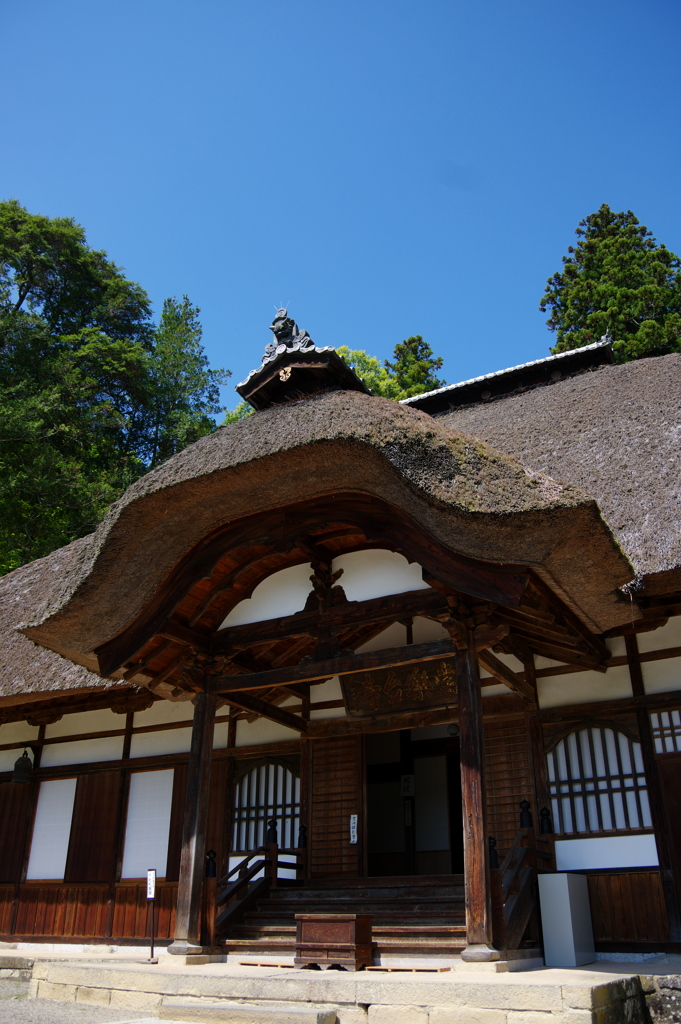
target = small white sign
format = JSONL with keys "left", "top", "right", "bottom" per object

{"left": 349, "top": 814, "right": 358, "bottom": 845}
{"left": 146, "top": 869, "right": 156, "bottom": 900}
{"left": 401, "top": 774, "right": 415, "bottom": 797}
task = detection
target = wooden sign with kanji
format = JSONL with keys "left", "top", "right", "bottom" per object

{"left": 339, "top": 657, "right": 458, "bottom": 718}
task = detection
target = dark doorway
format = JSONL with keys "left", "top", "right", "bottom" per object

{"left": 365, "top": 727, "right": 463, "bottom": 876}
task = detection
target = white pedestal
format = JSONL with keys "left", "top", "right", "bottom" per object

{"left": 538, "top": 873, "right": 595, "bottom": 967}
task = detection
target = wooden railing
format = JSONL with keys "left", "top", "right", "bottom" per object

{"left": 204, "top": 824, "right": 307, "bottom": 945}
{"left": 490, "top": 803, "right": 555, "bottom": 952}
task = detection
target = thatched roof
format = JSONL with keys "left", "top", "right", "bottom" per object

{"left": 439, "top": 354, "right": 681, "bottom": 595}
{"left": 0, "top": 537, "right": 127, "bottom": 707}
{"left": 0, "top": 387, "right": 635, "bottom": 702}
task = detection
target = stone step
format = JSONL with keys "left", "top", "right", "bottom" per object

{"left": 268, "top": 890, "right": 465, "bottom": 901}
{"left": 233, "top": 924, "right": 467, "bottom": 936}
{"left": 159, "top": 997, "right": 336, "bottom": 1023}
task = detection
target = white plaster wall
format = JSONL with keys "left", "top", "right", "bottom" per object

{"left": 40, "top": 735, "right": 124, "bottom": 767}
{"left": 133, "top": 701, "right": 195, "bottom": 728}
{"left": 355, "top": 621, "right": 406, "bottom": 653}
{"left": 221, "top": 563, "right": 314, "bottom": 627}
{"left": 0, "top": 748, "right": 31, "bottom": 772}
{"left": 638, "top": 616, "right": 681, "bottom": 653}
{"left": 310, "top": 677, "right": 346, "bottom": 720}
{"left": 412, "top": 616, "right": 450, "bottom": 642}
{"left": 26, "top": 779, "right": 77, "bottom": 880}
{"left": 555, "top": 834, "right": 658, "bottom": 871}
{"left": 642, "top": 656, "right": 681, "bottom": 695}
{"left": 0, "top": 722, "right": 41, "bottom": 772}
{"left": 45, "top": 709, "right": 122, "bottom": 738}
{"left": 0, "top": 722, "right": 39, "bottom": 746}
{"left": 605, "top": 636, "right": 627, "bottom": 657}
{"left": 538, "top": 664, "right": 632, "bottom": 709}
{"left": 482, "top": 683, "right": 509, "bottom": 698}
{"left": 213, "top": 722, "right": 230, "bottom": 748}
{"left": 331, "top": 550, "right": 429, "bottom": 602}
{"left": 235, "top": 716, "right": 301, "bottom": 747}
{"left": 220, "top": 550, "right": 431, "bottom": 629}
{"left": 130, "top": 727, "right": 192, "bottom": 759}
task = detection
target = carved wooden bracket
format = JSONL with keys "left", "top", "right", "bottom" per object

{"left": 109, "top": 692, "right": 156, "bottom": 715}
{"left": 25, "top": 711, "right": 63, "bottom": 727}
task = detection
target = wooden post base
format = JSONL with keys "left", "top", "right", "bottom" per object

{"left": 461, "top": 943, "right": 501, "bottom": 962}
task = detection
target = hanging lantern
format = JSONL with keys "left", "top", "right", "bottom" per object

{"left": 12, "top": 749, "right": 33, "bottom": 784}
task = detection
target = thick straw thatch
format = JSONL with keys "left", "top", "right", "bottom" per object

{"left": 440, "top": 354, "right": 681, "bottom": 595}
{"left": 0, "top": 386, "right": 638, "bottom": 701}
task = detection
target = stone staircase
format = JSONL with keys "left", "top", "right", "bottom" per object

{"left": 220, "top": 875, "right": 467, "bottom": 958}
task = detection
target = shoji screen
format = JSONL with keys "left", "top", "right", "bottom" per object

{"left": 121, "top": 769, "right": 174, "bottom": 878}
{"left": 26, "top": 778, "right": 77, "bottom": 880}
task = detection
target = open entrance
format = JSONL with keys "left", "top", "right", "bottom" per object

{"left": 365, "top": 726, "right": 464, "bottom": 876}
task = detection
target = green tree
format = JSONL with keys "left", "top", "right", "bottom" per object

{"left": 540, "top": 204, "right": 681, "bottom": 361}
{"left": 384, "top": 335, "right": 445, "bottom": 397}
{"left": 222, "top": 400, "right": 253, "bottom": 425}
{"left": 0, "top": 201, "right": 228, "bottom": 573}
{"left": 146, "top": 296, "right": 229, "bottom": 465}
{"left": 336, "top": 346, "right": 406, "bottom": 399}
{"left": 0, "top": 198, "right": 152, "bottom": 343}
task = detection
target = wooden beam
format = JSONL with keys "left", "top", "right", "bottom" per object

{"left": 159, "top": 619, "right": 212, "bottom": 652}
{"left": 213, "top": 589, "right": 449, "bottom": 648}
{"left": 212, "top": 638, "right": 457, "bottom": 694}
{"left": 308, "top": 705, "right": 458, "bottom": 738}
{"left": 478, "top": 650, "right": 536, "bottom": 703}
{"left": 222, "top": 691, "right": 307, "bottom": 733}
{"left": 625, "top": 633, "right": 646, "bottom": 698}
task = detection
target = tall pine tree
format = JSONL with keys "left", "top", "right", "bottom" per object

{"left": 540, "top": 204, "right": 681, "bottom": 361}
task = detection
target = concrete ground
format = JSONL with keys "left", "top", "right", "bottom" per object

{"left": 0, "top": 978, "right": 151, "bottom": 1024}
{"left": 7, "top": 950, "right": 681, "bottom": 1023}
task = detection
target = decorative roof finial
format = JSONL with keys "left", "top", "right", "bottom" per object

{"left": 236, "top": 309, "right": 370, "bottom": 411}
{"left": 262, "top": 308, "right": 316, "bottom": 363}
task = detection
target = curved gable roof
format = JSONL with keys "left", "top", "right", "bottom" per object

{"left": 15, "top": 389, "right": 631, "bottom": 667}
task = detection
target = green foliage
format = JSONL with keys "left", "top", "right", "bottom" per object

{"left": 222, "top": 400, "right": 254, "bottom": 425}
{"left": 540, "top": 204, "right": 681, "bottom": 361}
{"left": 146, "top": 296, "right": 229, "bottom": 464}
{"left": 336, "top": 346, "right": 406, "bottom": 399}
{"left": 0, "top": 201, "right": 229, "bottom": 574}
{"left": 384, "top": 335, "right": 445, "bottom": 397}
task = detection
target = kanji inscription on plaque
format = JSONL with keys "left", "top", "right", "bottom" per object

{"left": 340, "top": 657, "right": 457, "bottom": 717}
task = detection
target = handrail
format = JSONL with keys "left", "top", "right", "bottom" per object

{"left": 216, "top": 857, "right": 268, "bottom": 907}
{"left": 212, "top": 840, "right": 308, "bottom": 940}
{"left": 490, "top": 800, "right": 556, "bottom": 953}
{"left": 218, "top": 846, "right": 267, "bottom": 887}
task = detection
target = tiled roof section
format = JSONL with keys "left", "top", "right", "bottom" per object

{"left": 401, "top": 338, "right": 614, "bottom": 414}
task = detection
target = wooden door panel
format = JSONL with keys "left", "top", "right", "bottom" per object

{"left": 309, "top": 737, "right": 362, "bottom": 878}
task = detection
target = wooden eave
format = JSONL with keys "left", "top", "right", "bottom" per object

{"left": 92, "top": 499, "right": 614, "bottom": 730}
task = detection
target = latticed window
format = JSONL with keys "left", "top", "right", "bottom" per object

{"left": 650, "top": 709, "right": 681, "bottom": 754}
{"left": 546, "top": 725, "right": 652, "bottom": 835}
{"left": 232, "top": 761, "right": 300, "bottom": 852}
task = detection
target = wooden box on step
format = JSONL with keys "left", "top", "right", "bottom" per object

{"left": 294, "top": 913, "right": 373, "bottom": 971}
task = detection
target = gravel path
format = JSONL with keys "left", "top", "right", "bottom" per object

{"left": 0, "top": 980, "right": 154, "bottom": 1024}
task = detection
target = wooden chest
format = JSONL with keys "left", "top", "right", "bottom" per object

{"left": 294, "top": 913, "right": 373, "bottom": 971}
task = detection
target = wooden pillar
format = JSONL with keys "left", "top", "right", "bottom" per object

{"left": 626, "top": 633, "right": 681, "bottom": 940}
{"left": 169, "top": 689, "right": 216, "bottom": 954}
{"left": 458, "top": 639, "right": 499, "bottom": 961}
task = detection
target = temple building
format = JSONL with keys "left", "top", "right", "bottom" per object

{"left": 0, "top": 310, "right": 679, "bottom": 965}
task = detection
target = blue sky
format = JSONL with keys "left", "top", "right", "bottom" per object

{"left": 3, "top": 0, "right": 680, "bottom": 408}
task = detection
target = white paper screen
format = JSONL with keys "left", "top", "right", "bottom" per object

{"left": 26, "top": 778, "right": 77, "bottom": 880}
{"left": 121, "top": 769, "right": 174, "bottom": 878}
